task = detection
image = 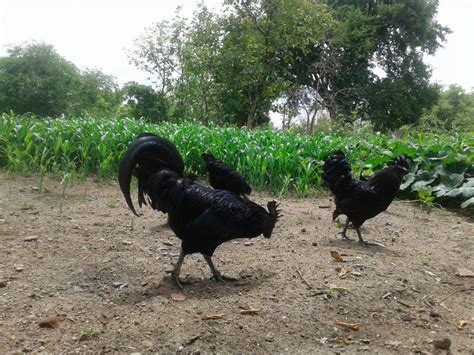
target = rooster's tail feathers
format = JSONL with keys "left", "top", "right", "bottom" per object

{"left": 322, "top": 152, "right": 353, "bottom": 197}
{"left": 118, "top": 134, "right": 184, "bottom": 216}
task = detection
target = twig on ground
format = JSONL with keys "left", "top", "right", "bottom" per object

{"left": 438, "top": 287, "right": 474, "bottom": 304}
{"left": 397, "top": 300, "right": 414, "bottom": 308}
{"left": 296, "top": 268, "right": 312, "bottom": 290}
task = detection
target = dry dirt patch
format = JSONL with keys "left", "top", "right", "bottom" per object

{"left": 0, "top": 173, "right": 473, "bottom": 353}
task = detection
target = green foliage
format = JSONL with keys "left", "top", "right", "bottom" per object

{"left": 74, "top": 68, "right": 121, "bottom": 116}
{"left": 128, "top": 0, "right": 449, "bottom": 131}
{"left": 420, "top": 85, "right": 474, "bottom": 132}
{"left": 0, "top": 42, "right": 81, "bottom": 116}
{"left": 1, "top": 114, "right": 472, "bottom": 209}
{"left": 0, "top": 42, "right": 122, "bottom": 117}
{"left": 321, "top": 0, "right": 448, "bottom": 130}
{"left": 130, "top": 1, "right": 335, "bottom": 127}
{"left": 121, "top": 82, "right": 169, "bottom": 122}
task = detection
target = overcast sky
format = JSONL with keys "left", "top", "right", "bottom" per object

{"left": 0, "top": 0, "right": 473, "bottom": 90}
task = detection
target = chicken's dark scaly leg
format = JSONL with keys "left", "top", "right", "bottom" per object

{"left": 340, "top": 218, "right": 353, "bottom": 241}
{"left": 355, "top": 228, "right": 382, "bottom": 247}
{"left": 203, "top": 255, "right": 237, "bottom": 282}
{"left": 171, "top": 249, "right": 189, "bottom": 289}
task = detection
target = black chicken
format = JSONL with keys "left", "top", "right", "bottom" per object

{"left": 119, "top": 135, "right": 281, "bottom": 288}
{"left": 322, "top": 152, "right": 409, "bottom": 245}
{"left": 202, "top": 153, "right": 252, "bottom": 198}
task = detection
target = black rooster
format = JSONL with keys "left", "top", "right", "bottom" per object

{"left": 119, "top": 134, "right": 281, "bottom": 288}
{"left": 323, "top": 152, "right": 408, "bottom": 245}
{"left": 202, "top": 153, "right": 252, "bottom": 198}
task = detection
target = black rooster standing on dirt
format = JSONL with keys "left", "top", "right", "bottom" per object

{"left": 202, "top": 153, "right": 252, "bottom": 198}
{"left": 119, "top": 134, "right": 281, "bottom": 288}
{"left": 322, "top": 152, "right": 409, "bottom": 245}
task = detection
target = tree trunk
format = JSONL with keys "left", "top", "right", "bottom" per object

{"left": 309, "top": 104, "right": 319, "bottom": 135}
{"left": 246, "top": 92, "right": 260, "bottom": 128}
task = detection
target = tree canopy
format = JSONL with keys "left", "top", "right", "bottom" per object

{"left": 0, "top": 42, "right": 121, "bottom": 117}
{"left": 129, "top": 0, "right": 450, "bottom": 131}
{"left": 0, "top": 1, "right": 462, "bottom": 133}
{"left": 0, "top": 42, "right": 80, "bottom": 116}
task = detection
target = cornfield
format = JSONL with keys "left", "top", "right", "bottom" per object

{"left": 0, "top": 113, "right": 472, "bottom": 207}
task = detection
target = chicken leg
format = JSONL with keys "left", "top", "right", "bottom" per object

{"left": 340, "top": 218, "right": 353, "bottom": 241}
{"left": 203, "top": 255, "right": 237, "bottom": 282}
{"left": 171, "top": 249, "right": 190, "bottom": 289}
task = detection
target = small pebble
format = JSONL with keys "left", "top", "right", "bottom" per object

{"left": 400, "top": 314, "right": 412, "bottom": 322}
{"left": 433, "top": 338, "right": 451, "bottom": 351}
{"left": 265, "top": 333, "right": 274, "bottom": 342}
{"left": 24, "top": 235, "right": 38, "bottom": 242}
{"left": 142, "top": 340, "right": 153, "bottom": 348}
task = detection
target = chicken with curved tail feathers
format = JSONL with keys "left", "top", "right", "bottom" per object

{"left": 119, "top": 133, "right": 281, "bottom": 288}
{"left": 322, "top": 152, "right": 408, "bottom": 245}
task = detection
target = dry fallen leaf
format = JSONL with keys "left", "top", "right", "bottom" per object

{"left": 336, "top": 267, "right": 349, "bottom": 279}
{"left": 456, "top": 268, "right": 474, "bottom": 277}
{"left": 456, "top": 320, "right": 467, "bottom": 330}
{"left": 170, "top": 292, "right": 186, "bottom": 301}
{"left": 201, "top": 313, "right": 225, "bottom": 320}
{"left": 38, "top": 315, "right": 61, "bottom": 328}
{"left": 330, "top": 251, "right": 344, "bottom": 262}
{"left": 335, "top": 321, "right": 362, "bottom": 330}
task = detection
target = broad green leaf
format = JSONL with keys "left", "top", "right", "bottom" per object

{"left": 461, "top": 197, "right": 474, "bottom": 208}
{"left": 445, "top": 186, "right": 474, "bottom": 199}
{"left": 400, "top": 172, "right": 416, "bottom": 190}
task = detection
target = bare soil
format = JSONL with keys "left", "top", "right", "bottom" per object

{"left": 0, "top": 172, "right": 473, "bottom": 354}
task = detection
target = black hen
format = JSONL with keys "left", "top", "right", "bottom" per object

{"left": 202, "top": 153, "right": 252, "bottom": 198}
{"left": 119, "top": 135, "right": 281, "bottom": 288}
{"left": 323, "top": 152, "right": 408, "bottom": 245}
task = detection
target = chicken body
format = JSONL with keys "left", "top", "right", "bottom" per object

{"left": 119, "top": 135, "right": 280, "bottom": 288}
{"left": 202, "top": 153, "right": 251, "bottom": 197}
{"left": 323, "top": 153, "right": 408, "bottom": 245}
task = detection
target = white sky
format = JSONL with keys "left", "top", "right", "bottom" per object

{"left": 0, "top": 0, "right": 473, "bottom": 90}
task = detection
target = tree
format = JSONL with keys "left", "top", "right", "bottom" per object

{"left": 324, "top": 0, "right": 449, "bottom": 129}
{"left": 177, "top": 3, "right": 224, "bottom": 124}
{"left": 128, "top": 0, "right": 448, "bottom": 131}
{"left": 215, "top": 0, "right": 334, "bottom": 127}
{"left": 121, "top": 82, "right": 169, "bottom": 122}
{"left": 74, "top": 68, "right": 120, "bottom": 115}
{"left": 420, "top": 85, "right": 474, "bottom": 131}
{"left": 280, "top": 0, "right": 449, "bottom": 131}
{"left": 128, "top": 0, "right": 334, "bottom": 127}
{"left": 0, "top": 42, "right": 80, "bottom": 116}
{"left": 129, "top": 7, "right": 188, "bottom": 96}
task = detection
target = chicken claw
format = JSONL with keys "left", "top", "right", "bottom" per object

{"left": 204, "top": 255, "right": 237, "bottom": 282}
{"left": 355, "top": 228, "right": 384, "bottom": 247}
{"left": 211, "top": 273, "right": 238, "bottom": 282}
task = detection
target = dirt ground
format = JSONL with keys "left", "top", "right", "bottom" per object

{"left": 0, "top": 172, "right": 473, "bottom": 354}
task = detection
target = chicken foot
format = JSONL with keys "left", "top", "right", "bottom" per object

{"left": 355, "top": 228, "right": 384, "bottom": 247}
{"left": 203, "top": 255, "right": 237, "bottom": 282}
